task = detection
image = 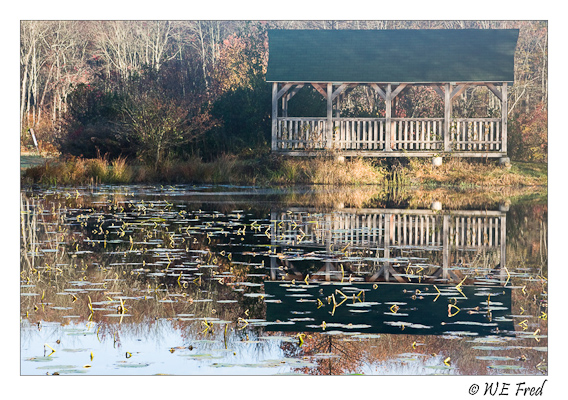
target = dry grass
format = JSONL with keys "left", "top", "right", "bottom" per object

{"left": 109, "top": 156, "right": 132, "bottom": 183}
{"left": 403, "top": 158, "right": 547, "bottom": 187}
{"left": 21, "top": 154, "right": 546, "bottom": 188}
{"left": 22, "top": 154, "right": 387, "bottom": 186}
{"left": 269, "top": 156, "right": 386, "bottom": 185}
{"left": 22, "top": 155, "right": 133, "bottom": 185}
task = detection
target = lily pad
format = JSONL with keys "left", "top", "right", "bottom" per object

{"left": 476, "top": 356, "right": 517, "bottom": 361}
{"left": 472, "top": 346, "right": 508, "bottom": 351}
{"left": 115, "top": 362, "right": 151, "bottom": 368}
{"left": 488, "top": 364, "right": 524, "bottom": 370}
{"left": 25, "top": 357, "right": 55, "bottom": 362}
{"left": 36, "top": 364, "right": 78, "bottom": 369}
{"left": 258, "top": 336, "right": 296, "bottom": 342}
{"left": 180, "top": 354, "right": 224, "bottom": 360}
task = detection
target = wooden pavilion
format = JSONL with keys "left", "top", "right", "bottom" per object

{"left": 266, "top": 29, "right": 519, "bottom": 158}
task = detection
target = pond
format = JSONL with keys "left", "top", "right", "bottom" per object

{"left": 20, "top": 184, "right": 547, "bottom": 375}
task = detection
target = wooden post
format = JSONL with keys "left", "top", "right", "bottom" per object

{"left": 271, "top": 83, "right": 278, "bottom": 151}
{"left": 500, "top": 214, "right": 507, "bottom": 284}
{"left": 501, "top": 83, "right": 508, "bottom": 154}
{"left": 444, "top": 83, "right": 451, "bottom": 152}
{"left": 442, "top": 215, "right": 449, "bottom": 281}
{"left": 270, "top": 211, "right": 277, "bottom": 280}
{"left": 384, "top": 214, "right": 391, "bottom": 281}
{"left": 282, "top": 93, "right": 288, "bottom": 118}
{"left": 327, "top": 83, "right": 333, "bottom": 149}
{"left": 385, "top": 84, "right": 392, "bottom": 151}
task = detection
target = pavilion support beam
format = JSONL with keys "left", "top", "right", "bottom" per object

{"left": 444, "top": 83, "right": 452, "bottom": 152}
{"left": 371, "top": 84, "right": 386, "bottom": 100}
{"left": 501, "top": 83, "right": 508, "bottom": 154}
{"left": 282, "top": 83, "right": 305, "bottom": 118}
{"left": 385, "top": 84, "right": 392, "bottom": 151}
{"left": 485, "top": 83, "right": 503, "bottom": 101}
{"left": 311, "top": 83, "right": 327, "bottom": 98}
{"left": 391, "top": 83, "right": 408, "bottom": 98}
{"left": 450, "top": 84, "right": 469, "bottom": 100}
{"left": 327, "top": 83, "right": 333, "bottom": 149}
{"left": 331, "top": 83, "right": 350, "bottom": 100}
{"left": 282, "top": 93, "right": 288, "bottom": 118}
{"left": 429, "top": 84, "right": 445, "bottom": 99}
{"left": 381, "top": 84, "right": 407, "bottom": 151}
{"left": 276, "top": 83, "right": 293, "bottom": 100}
{"left": 288, "top": 83, "right": 304, "bottom": 100}
{"left": 272, "top": 83, "right": 278, "bottom": 151}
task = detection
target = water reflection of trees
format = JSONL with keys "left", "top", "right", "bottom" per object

{"left": 20, "top": 187, "right": 547, "bottom": 375}
{"left": 277, "top": 329, "right": 548, "bottom": 375}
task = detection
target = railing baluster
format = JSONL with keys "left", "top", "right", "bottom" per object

{"left": 368, "top": 121, "right": 373, "bottom": 150}
{"left": 420, "top": 120, "right": 424, "bottom": 150}
{"left": 426, "top": 120, "right": 431, "bottom": 150}
{"left": 358, "top": 120, "right": 362, "bottom": 149}
{"left": 346, "top": 120, "right": 350, "bottom": 149}
{"left": 340, "top": 120, "right": 345, "bottom": 150}
{"left": 489, "top": 121, "right": 493, "bottom": 151}
{"left": 498, "top": 120, "right": 502, "bottom": 151}
{"left": 287, "top": 119, "right": 292, "bottom": 149}
{"left": 457, "top": 121, "right": 461, "bottom": 151}
{"left": 410, "top": 121, "right": 418, "bottom": 150}
{"left": 402, "top": 120, "right": 406, "bottom": 150}
{"left": 374, "top": 120, "right": 378, "bottom": 150}
{"left": 476, "top": 121, "right": 480, "bottom": 151}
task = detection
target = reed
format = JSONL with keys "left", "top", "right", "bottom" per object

{"left": 87, "top": 156, "right": 109, "bottom": 182}
{"left": 21, "top": 154, "right": 546, "bottom": 187}
{"left": 268, "top": 156, "right": 386, "bottom": 185}
{"left": 109, "top": 156, "right": 132, "bottom": 183}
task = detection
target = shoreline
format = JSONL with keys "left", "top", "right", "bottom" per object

{"left": 20, "top": 153, "right": 547, "bottom": 188}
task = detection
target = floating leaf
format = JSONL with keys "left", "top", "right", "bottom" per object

{"left": 488, "top": 364, "right": 524, "bottom": 370}
{"left": 115, "top": 362, "right": 151, "bottom": 368}
{"left": 25, "top": 357, "right": 55, "bottom": 363}
{"left": 476, "top": 356, "right": 517, "bottom": 361}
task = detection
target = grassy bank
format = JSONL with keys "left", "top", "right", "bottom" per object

{"left": 21, "top": 155, "right": 386, "bottom": 186}
{"left": 21, "top": 154, "right": 547, "bottom": 187}
{"left": 400, "top": 158, "right": 547, "bottom": 187}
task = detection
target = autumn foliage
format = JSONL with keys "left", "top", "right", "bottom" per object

{"left": 20, "top": 20, "right": 547, "bottom": 165}
{"left": 509, "top": 103, "right": 548, "bottom": 162}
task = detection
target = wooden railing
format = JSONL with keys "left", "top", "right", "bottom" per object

{"left": 451, "top": 118, "right": 503, "bottom": 151}
{"left": 270, "top": 208, "right": 507, "bottom": 284}
{"left": 276, "top": 118, "right": 328, "bottom": 150}
{"left": 391, "top": 118, "right": 444, "bottom": 151}
{"left": 271, "top": 209, "right": 505, "bottom": 250}
{"left": 333, "top": 118, "right": 386, "bottom": 150}
{"left": 275, "top": 116, "right": 505, "bottom": 154}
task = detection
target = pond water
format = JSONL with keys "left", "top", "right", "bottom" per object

{"left": 20, "top": 184, "right": 547, "bottom": 375}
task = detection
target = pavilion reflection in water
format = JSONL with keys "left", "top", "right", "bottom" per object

{"left": 264, "top": 206, "right": 513, "bottom": 336}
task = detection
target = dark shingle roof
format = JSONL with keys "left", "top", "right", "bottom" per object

{"left": 266, "top": 29, "right": 518, "bottom": 83}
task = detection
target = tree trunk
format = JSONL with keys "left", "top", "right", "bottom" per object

{"left": 155, "top": 142, "right": 161, "bottom": 171}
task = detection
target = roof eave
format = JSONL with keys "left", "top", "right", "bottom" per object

{"left": 265, "top": 80, "right": 515, "bottom": 84}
